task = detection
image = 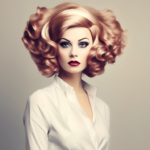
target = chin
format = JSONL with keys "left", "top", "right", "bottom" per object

{"left": 59, "top": 64, "right": 87, "bottom": 75}
{"left": 62, "top": 68, "right": 85, "bottom": 74}
{"left": 65, "top": 69, "right": 83, "bottom": 74}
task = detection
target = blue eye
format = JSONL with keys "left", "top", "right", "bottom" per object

{"left": 60, "top": 42, "right": 71, "bottom": 48}
{"left": 79, "top": 42, "right": 89, "bottom": 48}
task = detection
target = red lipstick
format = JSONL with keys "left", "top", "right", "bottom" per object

{"left": 68, "top": 61, "right": 80, "bottom": 66}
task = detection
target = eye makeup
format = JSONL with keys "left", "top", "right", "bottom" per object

{"left": 59, "top": 42, "right": 71, "bottom": 48}
{"left": 78, "top": 42, "right": 89, "bottom": 48}
{"left": 59, "top": 41, "right": 89, "bottom": 48}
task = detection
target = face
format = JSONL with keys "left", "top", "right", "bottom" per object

{"left": 57, "top": 27, "right": 93, "bottom": 74}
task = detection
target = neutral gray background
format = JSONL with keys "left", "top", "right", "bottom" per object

{"left": 0, "top": 0, "right": 150, "bottom": 150}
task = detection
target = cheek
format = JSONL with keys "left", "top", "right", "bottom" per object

{"left": 58, "top": 51, "right": 68, "bottom": 63}
{"left": 81, "top": 49, "right": 90, "bottom": 62}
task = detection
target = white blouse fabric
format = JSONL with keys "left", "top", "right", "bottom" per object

{"left": 23, "top": 74, "right": 110, "bottom": 150}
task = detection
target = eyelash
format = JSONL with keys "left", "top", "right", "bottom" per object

{"left": 59, "top": 42, "right": 89, "bottom": 48}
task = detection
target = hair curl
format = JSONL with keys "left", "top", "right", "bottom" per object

{"left": 22, "top": 2, "right": 128, "bottom": 78}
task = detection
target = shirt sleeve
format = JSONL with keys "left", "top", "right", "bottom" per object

{"left": 23, "top": 90, "right": 51, "bottom": 150}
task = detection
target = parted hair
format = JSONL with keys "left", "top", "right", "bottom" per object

{"left": 22, "top": 2, "right": 128, "bottom": 78}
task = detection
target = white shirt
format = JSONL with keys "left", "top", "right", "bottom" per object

{"left": 23, "top": 74, "right": 110, "bottom": 150}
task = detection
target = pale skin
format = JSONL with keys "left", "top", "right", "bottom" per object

{"left": 57, "top": 27, "right": 93, "bottom": 123}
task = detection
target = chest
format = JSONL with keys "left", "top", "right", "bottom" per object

{"left": 48, "top": 98, "right": 109, "bottom": 150}
{"left": 47, "top": 91, "right": 110, "bottom": 149}
{"left": 76, "top": 94, "right": 93, "bottom": 123}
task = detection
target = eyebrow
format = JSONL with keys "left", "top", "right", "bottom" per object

{"left": 60, "top": 38, "right": 89, "bottom": 42}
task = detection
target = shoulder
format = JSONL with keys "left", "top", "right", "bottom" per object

{"left": 23, "top": 86, "right": 54, "bottom": 130}
{"left": 95, "top": 96, "right": 110, "bottom": 129}
{"left": 95, "top": 97, "right": 110, "bottom": 119}
{"left": 96, "top": 97, "right": 110, "bottom": 112}
{"left": 27, "top": 83, "right": 55, "bottom": 107}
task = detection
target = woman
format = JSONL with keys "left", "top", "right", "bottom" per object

{"left": 22, "top": 2, "right": 127, "bottom": 150}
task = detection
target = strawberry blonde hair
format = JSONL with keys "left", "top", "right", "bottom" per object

{"left": 22, "top": 2, "right": 128, "bottom": 77}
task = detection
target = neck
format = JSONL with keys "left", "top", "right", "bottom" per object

{"left": 58, "top": 69, "right": 85, "bottom": 95}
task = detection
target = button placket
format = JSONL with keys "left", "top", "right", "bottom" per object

{"left": 86, "top": 94, "right": 99, "bottom": 149}
{"left": 66, "top": 90, "right": 99, "bottom": 149}
{"left": 78, "top": 92, "right": 98, "bottom": 149}
{"left": 85, "top": 118, "right": 98, "bottom": 149}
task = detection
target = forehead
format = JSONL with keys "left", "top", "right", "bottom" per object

{"left": 61, "top": 27, "right": 92, "bottom": 41}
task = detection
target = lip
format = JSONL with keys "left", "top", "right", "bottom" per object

{"left": 68, "top": 61, "right": 80, "bottom": 66}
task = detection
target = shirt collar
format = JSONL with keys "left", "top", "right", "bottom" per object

{"left": 53, "top": 74, "right": 98, "bottom": 96}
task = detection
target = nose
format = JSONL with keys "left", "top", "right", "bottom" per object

{"left": 69, "top": 45, "right": 78, "bottom": 58}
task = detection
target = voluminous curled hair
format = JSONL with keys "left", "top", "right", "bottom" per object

{"left": 22, "top": 2, "right": 128, "bottom": 78}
